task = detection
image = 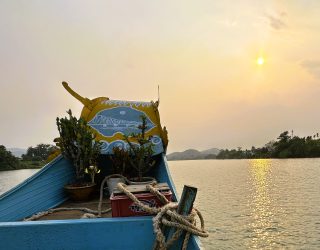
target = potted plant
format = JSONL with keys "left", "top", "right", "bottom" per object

{"left": 56, "top": 109, "right": 101, "bottom": 201}
{"left": 123, "top": 115, "right": 156, "bottom": 184}
{"left": 110, "top": 146, "right": 130, "bottom": 177}
{"left": 103, "top": 147, "right": 129, "bottom": 195}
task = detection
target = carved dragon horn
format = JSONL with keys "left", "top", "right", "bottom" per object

{"left": 62, "top": 81, "right": 93, "bottom": 109}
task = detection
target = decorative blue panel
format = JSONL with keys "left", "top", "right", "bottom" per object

{"left": 88, "top": 106, "right": 155, "bottom": 137}
{"left": 88, "top": 106, "right": 164, "bottom": 155}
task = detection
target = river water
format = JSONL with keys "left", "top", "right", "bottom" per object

{"left": 1, "top": 159, "right": 320, "bottom": 249}
{"left": 170, "top": 159, "right": 320, "bottom": 249}
{"left": 0, "top": 169, "right": 39, "bottom": 195}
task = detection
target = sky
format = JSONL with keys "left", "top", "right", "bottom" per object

{"left": 1, "top": 0, "right": 320, "bottom": 153}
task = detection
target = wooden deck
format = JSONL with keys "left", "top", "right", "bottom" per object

{"left": 34, "top": 183, "right": 170, "bottom": 221}
{"left": 35, "top": 196, "right": 112, "bottom": 221}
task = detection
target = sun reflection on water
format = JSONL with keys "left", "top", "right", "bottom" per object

{"left": 248, "top": 159, "right": 280, "bottom": 249}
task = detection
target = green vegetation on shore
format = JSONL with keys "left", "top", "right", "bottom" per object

{"left": 3, "top": 130, "right": 320, "bottom": 168}
{"left": 0, "top": 144, "right": 57, "bottom": 171}
{"left": 217, "top": 131, "right": 320, "bottom": 159}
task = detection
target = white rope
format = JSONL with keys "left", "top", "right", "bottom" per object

{"left": 24, "top": 207, "right": 111, "bottom": 221}
{"left": 116, "top": 183, "right": 209, "bottom": 250}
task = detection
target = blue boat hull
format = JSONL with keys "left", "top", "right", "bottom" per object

{"left": 0, "top": 155, "right": 203, "bottom": 250}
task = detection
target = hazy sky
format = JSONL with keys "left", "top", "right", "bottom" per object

{"left": 1, "top": 1, "right": 320, "bottom": 153}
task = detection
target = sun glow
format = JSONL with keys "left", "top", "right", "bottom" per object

{"left": 256, "top": 57, "right": 265, "bottom": 66}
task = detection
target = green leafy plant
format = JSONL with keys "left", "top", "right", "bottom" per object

{"left": 123, "top": 115, "right": 156, "bottom": 181}
{"left": 110, "top": 146, "right": 130, "bottom": 176}
{"left": 22, "top": 144, "right": 58, "bottom": 162}
{"left": 56, "top": 109, "right": 101, "bottom": 184}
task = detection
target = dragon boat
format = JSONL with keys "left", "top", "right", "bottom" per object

{"left": 0, "top": 83, "right": 204, "bottom": 250}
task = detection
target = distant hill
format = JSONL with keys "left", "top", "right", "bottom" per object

{"left": 8, "top": 148, "right": 27, "bottom": 158}
{"left": 167, "top": 148, "right": 220, "bottom": 161}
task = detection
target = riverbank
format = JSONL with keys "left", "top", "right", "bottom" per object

{"left": 0, "top": 160, "right": 43, "bottom": 171}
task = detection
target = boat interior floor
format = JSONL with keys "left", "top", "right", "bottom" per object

{"left": 32, "top": 195, "right": 112, "bottom": 221}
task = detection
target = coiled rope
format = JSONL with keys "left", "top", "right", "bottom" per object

{"left": 116, "top": 182, "right": 209, "bottom": 250}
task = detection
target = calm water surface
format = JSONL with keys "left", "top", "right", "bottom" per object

{"left": 0, "top": 169, "right": 39, "bottom": 195}
{"left": 169, "top": 159, "right": 320, "bottom": 249}
{"left": 1, "top": 159, "right": 320, "bottom": 249}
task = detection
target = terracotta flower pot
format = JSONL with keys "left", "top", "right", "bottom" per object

{"left": 64, "top": 183, "right": 96, "bottom": 202}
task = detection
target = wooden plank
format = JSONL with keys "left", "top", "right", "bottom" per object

{"left": 35, "top": 198, "right": 112, "bottom": 220}
{"left": 176, "top": 185, "right": 197, "bottom": 214}
{"left": 169, "top": 185, "right": 197, "bottom": 249}
{"left": 154, "top": 185, "right": 197, "bottom": 250}
{"left": 113, "top": 183, "right": 170, "bottom": 195}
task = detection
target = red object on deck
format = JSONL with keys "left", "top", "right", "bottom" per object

{"left": 110, "top": 190, "right": 172, "bottom": 217}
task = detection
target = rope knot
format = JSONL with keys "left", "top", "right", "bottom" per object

{"left": 116, "top": 182, "right": 209, "bottom": 250}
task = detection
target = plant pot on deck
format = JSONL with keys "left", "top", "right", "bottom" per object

{"left": 64, "top": 183, "right": 96, "bottom": 202}
{"left": 106, "top": 177, "right": 126, "bottom": 196}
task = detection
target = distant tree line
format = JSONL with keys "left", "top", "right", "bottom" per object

{"left": 22, "top": 144, "right": 57, "bottom": 162}
{"left": 0, "top": 145, "right": 22, "bottom": 170}
{"left": 217, "top": 131, "right": 320, "bottom": 159}
{"left": 0, "top": 144, "right": 57, "bottom": 171}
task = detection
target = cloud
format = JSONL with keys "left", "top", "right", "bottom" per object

{"left": 265, "top": 12, "right": 287, "bottom": 30}
{"left": 218, "top": 19, "right": 237, "bottom": 27}
{"left": 301, "top": 60, "right": 320, "bottom": 78}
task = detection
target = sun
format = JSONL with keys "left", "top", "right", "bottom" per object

{"left": 256, "top": 56, "right": 265, "bottom": 66}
